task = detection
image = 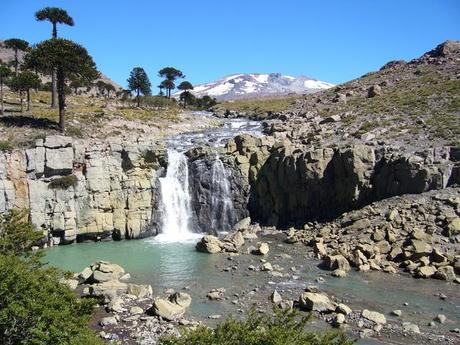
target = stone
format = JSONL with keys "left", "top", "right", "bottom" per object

{"left": 331, "top": 269, "right": 347, "bottom": 277}
{"left": 60, "top": 278, "right": 78, "bottom": 290}
{"left": 126, "top": 284, "right": 153, "bottom": 298}
{"left": 150, "top": 298, "right": 185, "bottom": 321}
{"left": 207, "top": 288, "right": 225, "bottom": 300}
{"left": 313, "top": 241, "right": 327, "bottom": 257}
{"left": 270, "top": 290, "right": 282, "bottom": 304}
{"left": 391, "top": 310, "right": 402, "bottom": 317}
{"left": 78, "top": 267, "right": 93, "bottom": 282}
{"left": 298, "top": 292, "right": 335, "bottom": 313}
{"left": 333, "top": 313, "right": 346, "bottom": 327}
{"left": 44, "top": 135, "right": 73, "bottom": 149}
{"left": 336, "top": 304, "right": 352, "bottom": 315}
{"left": 169, "top": 292, "right": 192, "bottom": 308}
{"left": 91, "top": 261, "right": 125, "bottom": 283}
{"left": 362, "top": 309, "right": 386, "bottom": 324}
{"left": 410, "top": 240, "right": 432, "bottom": 260}
{"left": 434, "top": 314, "right": 447, "bottom": 324}
{"left": 89, "top": 280, "right": 128, "bottom": 302}
{"left": 130, "top": 306, "right": 144, "bottom": 315}
{"left": 402, "top": 322, "right": 420, "bottom": 334}
{"left": 196, "top": 235, "right": 223, "bottom": 254}
{"left": 323, "top": 254, "right": 351, "bottom": 271}
{"left": 233, "top": 217, "right": 251, "bottom": 231}
{"left": 45, "top": 147, "right": 74, "bottom": 176}
{"left": 367, "top": 85, "right": 382, "bottom": 98}
{"left": 261, "top": 262, "right": 273, "bottom": 271}
{"left": 434, "top": 266, "right": 456, "bottom": 281}
{"left": 253, "top": 242, "right": 269, "bottom": 255}
{"left": 100, "top": 316, "right": 118, "bottom": 327}
{"left": 223, "top": 231, "right": 245, "bottom": 249}
{"left": 415, "top": 265, "right": 436, "bottom": 278}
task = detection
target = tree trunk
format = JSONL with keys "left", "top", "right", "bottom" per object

{"left": 137, "top": 88, "right": 140, "bottom": 107}
{"left": 52, "top": 23, "right": 57, "bottom": 38}
{"left": 20, "top": 92, "right": 23, "bottom": 113}
{"left": 0, "top": 79, "right": 4, "bottom": 115}
{"left": 51, "top": 70, "right": 57, "bottom": 108}
{"left": 27, "top": 89, "right": 30, "bottom": 111}
{"left": 57, "top": 68, "right": 66, "bottom": 131}
{"left": 183, "top": 92, "right": 187, "bottom": 108}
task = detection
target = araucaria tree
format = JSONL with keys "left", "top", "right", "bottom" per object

{"left": 24, "top": 38, "right": 99, "bottom": 131}
{"left": 158, "top": 67, "right": 184, "bottom": 98}
{"left": 35, "top": 7, "right": 74, "bottom": 108}
{"left": 3, "top": 39, "right": 29, "bottom": 76}
{"left": 127, "top": 67, "right": 151, "bottom": 107}
{"left": 0, "top": 64, "right": 11, "bottom": 115}
{"left": 177, "top": 81, "right": 194, "bottom": 108}
{"left": 8, "top": 71, "right": 41, "bottom": 112}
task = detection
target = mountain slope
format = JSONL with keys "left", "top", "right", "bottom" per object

{"left": 179, "top": 73, "right": 334, "bottom": 100}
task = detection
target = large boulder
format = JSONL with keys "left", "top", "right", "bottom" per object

{"left": 323, "top": 254, "right": 351, "bottom": 271}
{"left": 298, "top": 292, "right": 335, "bottom": 312}
{"left": 196, "top": 235, "right": 223, "bottom": 254}
{"left": 149, "top": 298, "right": 185, "bottom": 321}
{"left": 127, "top": 283, "right": 153, "bottom": 298}
{"left": 362, "top": 309, "right": 386, "bottom": 324}
{"left": 89, "top": 280, "right": 128, "bottom": 302}
{"left": 168, "top": 292, "right": 192, "bottom": 308}
{"left": 91, "top": 261, "right": 125, "bottom": 283}
{"left": 252, "top": 242, "right": 269, "bottom": 255}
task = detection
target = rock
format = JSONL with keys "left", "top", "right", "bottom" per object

{"left": 434, "top": 266, "right": 457, "bottom": 281}
{"left": 446, "top": 218, "right": 460, "bottom": 237}
{"left": 127, "top": 284, "right": 153, "bottom": 298}
{"left": 169, "top": 292, "right": 192, "bottom": 308}
{"left": 391, "top": 310, "right": 402, "bottom": 317}
{"left": 333, "top": 313, "right": 346, "bottom": 327}
{"left": 196, "top": 235, "right": 223, "bottom": 254}
{"left": 323, "top": 254, "right": 351, "bottom": 271}
{"left": 90, "top": 280, "right": 128, "bottom": 302}
{"left": 233, "top": 217, "right": 251, "bottom": 231}
{"left": 336, "top": 304, "right": 352, "bottom": 315}
{"left": 402, "top": 322, "right": 420, "bottom": 334}
{"left": 331, "top": 269, "right": 347, "bottom": 278}
{"left": 252, "top": 242, "right": 269, "bottom": 255}
{"left": 270, "top": 290, "right": 282, "bottom": 304}
{"left": 362, "top": 309, "right": 386, "bottom": 324}
{"left": 78, "top": 267, "right": 93, "bottom": 283}
{"left": 207, "top": 288, "right": 225, "bottom": 301}
{"left": 410, "top": 240, "right": 432, "bottom": 260}
{"left": 320, "top": 115, "right": 341, "bottom": 124}
{"left": 434, "top": 314, "right": 447, "bottom": 324}
{"left": 107, "top": 297, "right": 126, "bottom": 313}
{"left": 298, "top": 292, "right": 335, "bottom": 313}
{"left": 313, "top": 241, "right": 327, "bottom": 257}
{"left": 415, "top": 265, "right": 436, "bottom": 278}
{"left": 100, "top": 316, "right": 118, "bottom": 327}
{"left": 223, "top": 231, "right": 245, "bottom": 250}
{"left": 367, "top": 85, "right": 382, "bottom": 98}
{"left": 149, "top": 298, "right": 185, "bottom": 321}
{"left": 130, "top": 306, "right": 144, "bottom": 315}
{"left": 261, "top": 262, "right": 273, "bottom": 271}
{"left": 91, "top": 261, "right": 125, "bottom": 283}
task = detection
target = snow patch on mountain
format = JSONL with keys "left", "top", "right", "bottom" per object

{"left": 176, "top": 73, "right": 334, "bottom": 100}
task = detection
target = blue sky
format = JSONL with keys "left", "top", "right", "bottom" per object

{"left": 1, "top": 0, "right": 459, "bottom": 90}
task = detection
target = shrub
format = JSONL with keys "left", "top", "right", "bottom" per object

{"left": 0, "top": 209, "right": 103, "bottom": 345}
{"left": 0, "top": 140, "right": 13, "bottom": 151}
{"left": 159, "top": 308, "right": 352, "bottom": 345}
{"left": 48, "top": 175, "right": 78, "bottom": 189}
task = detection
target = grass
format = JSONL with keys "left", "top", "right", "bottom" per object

{"left": 0, "top": 140, "right": 13, "bottom": 151}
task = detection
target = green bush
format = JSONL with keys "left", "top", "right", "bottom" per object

{"left": 0, "top": 140, "right": 13, "bottom": 151}
{"left": 0, "top": 210, "right": 103, "bottom": 345}
{"left": 48, "top": 175, "right": 78, "bottom": 189}
{"left": 159, "top": 308, "right": 352, "bottom": 345}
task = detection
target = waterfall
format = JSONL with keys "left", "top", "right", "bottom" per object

{"left": 209, "top": 156, "right": 236, "bottom": 233}
{"left": 157, "top": 148, "right": 196, "bottom": 241}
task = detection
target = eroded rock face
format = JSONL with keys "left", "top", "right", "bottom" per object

{"left": 0, "top": 135, "right": 165, "bottom": 244}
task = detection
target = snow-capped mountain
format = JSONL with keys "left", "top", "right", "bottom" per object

{"left": 175, "top": 73, "right": 334, "bottom": 100}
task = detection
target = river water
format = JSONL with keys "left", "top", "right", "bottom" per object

{"left": 44, "top": 112, "right": 459, "bottom": 344}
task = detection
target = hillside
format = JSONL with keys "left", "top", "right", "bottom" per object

{"left": 177, "top": 73, "right": 334, "bottom": 100}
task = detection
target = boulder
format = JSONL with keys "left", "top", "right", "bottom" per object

{"left": 126, "top": 284, "right": 153, "bottom": 298}
{"left": 261, "top": 262, "right": 273, "bottom": 271}
{"left": 252, "top": 242, "right": 269, "bottom": 255}
{"left": 91, "top": 261, "right": 125, "bottom": 283}
{"left": 207, "top": 288, "right": 226, "bottom": 300}
{"left": 150, "top": 298, "right": 185, "bottom": 321}
{"left": 100, "top": 316, "right": 117, "bottom": 327}
{"left": 323, "top": 254, "right": 351, "bottom": 271}
{"left": 336, "top": 304, "right": 352, "bottom": 315}
{"left": 434, "top": 266, "right": 456, "bottom": 281}
{"left": 298, "top": 292, "right": 335, "bottom": 312}
{"left": 196, "top": 235, "right": 223, "bottom": 254}
{"left": 233, "top": 217, "right": 251, "bottom": 231}
{"left": 270, "top": 290, "right": 282, "bottom": 304}
{"left": 415, "top": 265, "right": 436, "bottom": 278}
{"left": 223, "top": 231, "right": 245, "bottom": 249}
{"left": 362, "top": 309, "right": 386, "bottom": 324}
{"left": 169, "top": 292, "right": 192, "bottom": 308}
{"left": 90, "top": 280, "right": 128, "bottom": 302}
{"left": 402, "top": 322, "right": 420, "bottom": 334}
{"left": 367, "top": 85, "right": 382, "bottom": 98}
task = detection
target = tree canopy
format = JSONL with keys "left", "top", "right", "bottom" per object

{"left": 178, "top": 81, "right": 194, "bottom": 108}
{"left": 24, "top": 38, "right": 99, "bottom": 130}
{"left": 127, "top": 67, "right": 152, "bottom": 106}
{"left": 3, "top": 39, "right": 29, "bottom": 75}
{"left": 35, "top": 7, "right": 74, "bottom": 38}
{"left": 158, "top": 67, "right": 184, "bottom": 98}
{"left": 8, "top": 71, "right": 41, "bottom": 111}
{"left": 0, "top": 64, "right": 11, "bottom": 115}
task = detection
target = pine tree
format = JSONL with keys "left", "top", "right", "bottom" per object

{"left": 127, "top": 67, "right": 151, "bottom": 107}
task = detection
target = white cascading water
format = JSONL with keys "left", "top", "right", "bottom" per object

{"left": 157, "top": 148, "right": 196, "bottom": 242}
{"left": 210, "top": 156, "right": 236, "bottom": 232}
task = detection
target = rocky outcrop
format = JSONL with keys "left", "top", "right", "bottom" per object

{"left": 0, "top": 135, "right": 165, "bottom": 244}
{"left": 230, "top": 137, "right": 458, "bottom": 228}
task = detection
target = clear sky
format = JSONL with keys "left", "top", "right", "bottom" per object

{"left": 1, "top": 0, "right": 459, "bottom": 90}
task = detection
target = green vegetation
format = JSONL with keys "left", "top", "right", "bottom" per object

{"left": 8, "top": 71, "right": 41, "bottom": 112}
{"left": 0, "top": 209, "right": 103, "bottom": 345}
{"left": 0, "top": 140, "right": 13, "bottom": 151}
{"left": 127, "top": 67, "right": 152, "bottom": 106}
{"left": 48, "top": 175, "right": 78, "bottom": 189}
{"left": 177, "top": 81, "right": 194, "bottom": 108}
{"left": 158, "top": 67, "right": 185, "bottom": 99}
{"left": 160, "top": 308, "right": 351, "bottom": 345}
{"left": 24, "top": 38, "right": 99, "bottom": 131}
{"left": 0, "top": 63, "right": 11, "bottom": 115}
{"left": 3, "top": 39, "right": 29, "bottom": 75}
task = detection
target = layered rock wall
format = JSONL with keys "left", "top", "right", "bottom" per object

{"left": 0, "top": 135, "right": 165, "bottom": 244}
